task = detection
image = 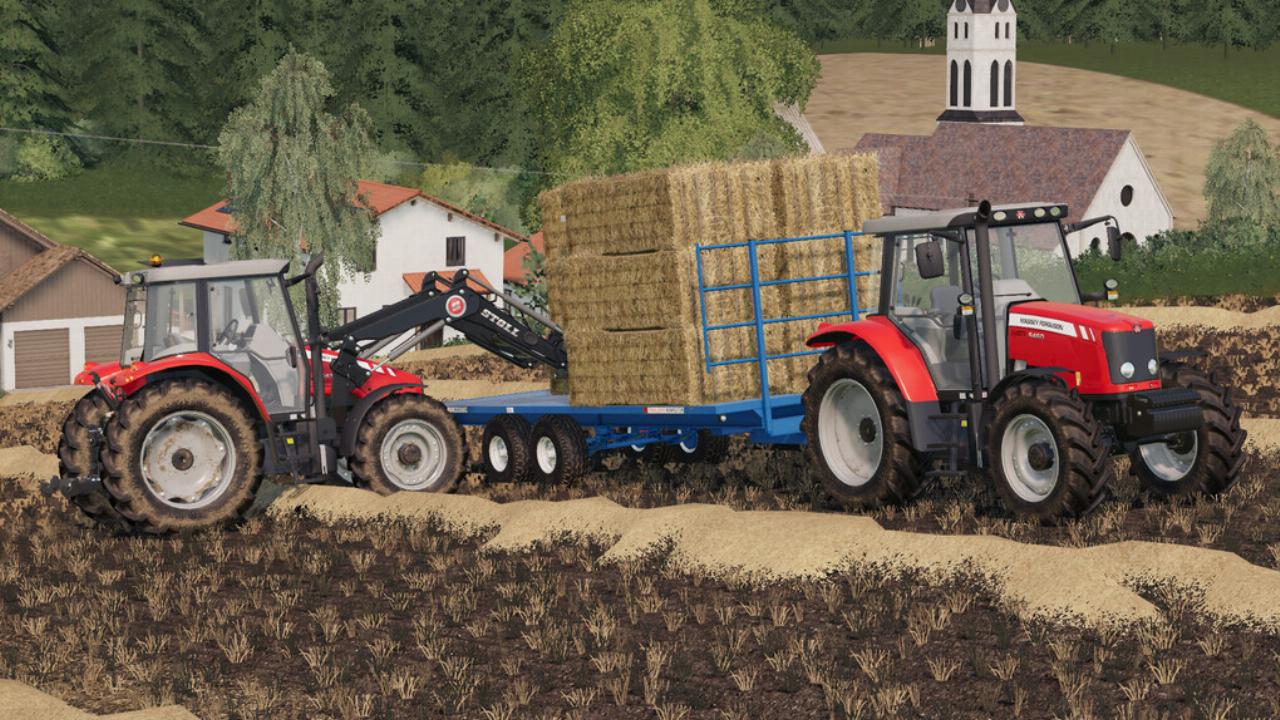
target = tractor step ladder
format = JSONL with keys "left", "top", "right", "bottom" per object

{"left": 924, "top": 411, "right": 970, "bottom": 479}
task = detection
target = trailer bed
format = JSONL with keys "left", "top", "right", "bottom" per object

{"left": 445, "top": 389, "right": 806, "bottom": 446}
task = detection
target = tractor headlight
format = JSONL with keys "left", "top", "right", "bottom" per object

{"left": 1148, "top": 359, "right": 1158, "bottom": 375}
{"left": 1120, "top": 362, "right": 1135, "bottom": 379}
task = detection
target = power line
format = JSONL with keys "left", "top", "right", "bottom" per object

{"left": 0, "top": 125, "right": 562, "bottom": 176}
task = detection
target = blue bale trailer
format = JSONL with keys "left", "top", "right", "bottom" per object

{"left": 445, "top": 230, "right": 877, "bottom": 480}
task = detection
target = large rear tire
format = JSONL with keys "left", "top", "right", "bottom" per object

{"left": 1129, "top": 360, "right": 1247, "bottom": 497}
{"left": 987, "top": 378, "right": 1113, "bottom": 520}
{"left": 57, "top": 392, "right": 131, "bottom": 529}
{"left": 351, "top": 394, "right": 464, "bottom": 495}
{"left": 99, "top": 379, "right": 262, "bottom": 532}
{"left": 802, "top": 342, "right": 923, "bottom": 508}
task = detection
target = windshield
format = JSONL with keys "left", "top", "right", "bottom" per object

{"left": 973, "top": 222, "right": 1080, "bottom": 304}
{"left": 141, "top": 282, "right": 200, "bottom": 361}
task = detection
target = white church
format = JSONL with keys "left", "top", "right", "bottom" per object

{"left": 853, "top": 0, "right": 1173, "bottom": 254}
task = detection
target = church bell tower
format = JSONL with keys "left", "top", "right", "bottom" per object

{"left": 938, "top": 0, "right": 1024, "bottom": 124}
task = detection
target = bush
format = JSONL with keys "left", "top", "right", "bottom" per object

{"left": 11, "top": 134, "right": 81, "bottom": 182}
{"left": 1073, "top": 220, "right": 1280, "bottom": 301}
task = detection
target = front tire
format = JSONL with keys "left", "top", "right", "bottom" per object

{"left": 58, "top": 392, "right": 131, "bottom": 529}
{"left": 987, "top": 378, "right": 1113, "bottom": 520}
{"left": 1129, "top": 361, "right": 1247, "bottom": 496}
{"left": 99, "top": 379, "right": 262, "bottom": 532}
{"left": 802, "top": 342, "right": 923, "bottom": 508}
{"left": 351, "top": 394, "right": 464, "bottom": 495}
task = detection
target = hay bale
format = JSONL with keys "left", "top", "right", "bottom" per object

{"left": 565, "top": 328, "right": 705, "bottom": 406}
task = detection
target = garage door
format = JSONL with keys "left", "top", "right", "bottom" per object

{"left": 84, "top": 325, "right": 123, "bottom": 365}
{"left": 14, "top": 328, "right": 70, "bottom": 388}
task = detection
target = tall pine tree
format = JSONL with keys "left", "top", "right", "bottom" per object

{"left": 0, "top": 0, "right": 71, "bottom": 128}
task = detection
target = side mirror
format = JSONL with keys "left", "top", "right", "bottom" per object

{"left": 1105, "top": 226, "right": 1131, "bottom": 262}
{"left": 915, "top": 240, "right": 945, "bottom": 280}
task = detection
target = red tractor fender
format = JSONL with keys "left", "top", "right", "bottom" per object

{"left": 97, "top": 353, "right": 274, "bottom": 423}
{"left": 806, "top": 316, "right": 939, "bottom": 403}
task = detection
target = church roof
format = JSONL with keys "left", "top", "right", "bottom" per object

{"left": 853, "top": 123, "right": 1130, "bottom": 221}
{"left": 953, "top": 0, "right": 1013, "bottom": 13}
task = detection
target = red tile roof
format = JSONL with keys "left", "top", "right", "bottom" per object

{"left": 181, "top": 180, "right": 526, "bottom": 242}
{"left": 504, "top": 231, "right": 544, "bottom": 285}
{"left": 853, "top": 123, "right": 1131, "bottom": 223}
{"left": 402, "top": 268, "right": 495, "bottom": 295}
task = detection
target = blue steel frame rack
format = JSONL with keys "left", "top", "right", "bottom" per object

{"left": 445, "top": 230, "right": 878, "bottom": 455}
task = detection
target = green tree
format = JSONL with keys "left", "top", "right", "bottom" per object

{"left": 521, "top": 0, "right": 818, "bottom": 180}
{"left": 218, "top": 50, "right": 379, "bottom": 324}
{"left": 1203, "top": 119, "right": 1280, "bottom": 229}
{"left": 62, "top": 0, "right": 207, "bottom": 141}
{"left": 1191, "top": 0, "right": 1256, "bottom": 57}
{"left": 0, "top": 0, "right": 70, "bottom": 128}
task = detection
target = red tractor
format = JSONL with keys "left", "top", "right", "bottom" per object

{"left": 48, "top": 255, "right": 567, "bottom": 532}
{"left": 803, "top": 201, "right": 1246, "bottom": 519}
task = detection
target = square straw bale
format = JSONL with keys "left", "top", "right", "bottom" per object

{"left": 538, "top": 187, "right": 571, "bottom": 261}
{"left": 565, "top": 327, "right": 706, "bottom": 406}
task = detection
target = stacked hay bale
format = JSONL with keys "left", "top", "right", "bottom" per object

{"left": 543, "top": 154, "right": 880, "bottom": 406}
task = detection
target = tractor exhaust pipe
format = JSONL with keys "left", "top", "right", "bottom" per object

{"left": 972, "top": 201, "right": 1002, "bottom": 391}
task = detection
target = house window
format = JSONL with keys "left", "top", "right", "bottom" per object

{"left": 996, "top": 23, "right": 1001, "bottom": 39}
{"left": 1121, "top": 185, "right": 1134, "bottom": 207}
{"left": 446, "top": 236, "right": 465, "bottom": 266}
{"left": 340, "top": 307, "right": 358, "bottom": 325}
{"left": 1006, "top": 22, "right": 1011, "bottom": 39}
{"left": 962, "top": 61, "right": 972, "bottom": 107}
{"left": 954, "top": 22, "right": 958, "bottom": 39}
{"left": 964, "top": 22, "right": 968, "bottom": 39}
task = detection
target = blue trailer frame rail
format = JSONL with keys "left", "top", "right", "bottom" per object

{"left": 445, "top": 229, "right": 877, "bottom": 455}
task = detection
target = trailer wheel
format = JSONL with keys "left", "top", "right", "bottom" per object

{"left": 987, "top": 378, "right": 1113, "bottom": 521}
{"left": 1129, "top": 360, "right": 1246, "bottom": 497}
{"left": 57, "top": 391, "right": 132, "bottom": 530}
{"left": 351, "top": 394, "right": 464, "bottom": 495}
{"left": 482, "top": 415, "right": 532, "bottom": 484}
{"left": 530, "top": 415, "right": 588, "bottom": 484}
{"left": 672, "top": 431, "right": 731, "bottom": 465}
{"left": 802, "top": 342, "right": 923, "bottom": 508}
{"left": 98, "top": 379, "right": 262, "bottom": 532}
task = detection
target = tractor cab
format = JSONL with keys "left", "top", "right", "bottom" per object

{"left": 803, "top": 201, "right": 1245, "bottom": 520}
{"left": 115, "top": 259, "right": 306, "bottom": 415}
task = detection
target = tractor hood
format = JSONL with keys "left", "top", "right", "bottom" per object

{"left": 1007, "top": 301, "right": 1161, "bottom": 395}
{"left": 1009, "top": 301, "right": 1155, "bottom": 338}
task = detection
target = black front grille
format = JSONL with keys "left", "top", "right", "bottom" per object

{"left": 1101, "top": 328, "right": 1159, "bottom": 384}
{"left": 1125, "top": 388, "right": 1203, "bottom": 439}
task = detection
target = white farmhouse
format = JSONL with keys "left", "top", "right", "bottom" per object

{"left": 182, "top": 180, "right": 526, "bottom": 346}
{"left": 853, "top": 0, "right": 1173, "bottom": 254}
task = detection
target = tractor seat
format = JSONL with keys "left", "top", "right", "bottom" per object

{"left": 244, "top": 324, "right": 299, "bottom": 412}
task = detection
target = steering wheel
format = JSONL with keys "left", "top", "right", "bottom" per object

{"left": 215, "top": 318, "right": 240, "bottom": 347}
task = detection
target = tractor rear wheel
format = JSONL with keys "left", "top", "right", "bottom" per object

{"left": 482, "top": 415, "right": 531, "bottom": 484}
{"left": 99, "top": 379, "right": 262, "bottom": 532}
{"left": 1129, "top": 360, "right": 1246, "bottom": 497}
{"left": 351, "top": 394, "right": 464, "bottom": 495}
{"left": 802, "top": 342, "right": 923, "bottom": 508}
{"left": 57, "top": 392, "right": 131, "bottom": 529}
{"left": 987, "top": 378, "right": 1113, "bottom": 520}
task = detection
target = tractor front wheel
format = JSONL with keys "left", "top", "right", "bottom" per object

{"left": 57, "top": 392, "right": 131, "bottom": 529}
{"left": 987, "top": 378, "right": 1113, "bottom": 520}
{"left": 802, "top": 342, "right": 923, "bottom": 508}
{"left": 1129, "top": 361, "right": 1246, "bottom": 497}
{"left": 351, "top": 394, "right": 464, "bottom": 495}
{"left": 99, "top": 379, "right": 262, "bottom": 532}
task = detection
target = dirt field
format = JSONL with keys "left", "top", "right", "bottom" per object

{"left": 3, "top": 310, "right": 1279, "bottom": 718}
{"left": 806, "top": 54, "right": 1280, "bottom": 228}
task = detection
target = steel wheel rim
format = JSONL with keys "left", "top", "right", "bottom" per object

{"left": 1000, "top": 414, "right": 1059, "bottom": 502}
{"left": 488, "top": 435, "right": 510, "bottom": 473}
{"left": 140, "top": 411, "right": 237, "bottom": 509}
{"left": 818, "top": 378, "right": 883, "bottom": 487}
{"left": 536, "top": 436, "right": 558, "bottom": 474}
{"left": 1138, "top": 432, "right": 1198, "bottom": 483}
{"left": 379, "top": 419, "right": 448, "bottom": 491}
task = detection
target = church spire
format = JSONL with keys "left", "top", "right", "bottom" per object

{"left": 938, "top": 0, "right": 1025, "bottom": 124}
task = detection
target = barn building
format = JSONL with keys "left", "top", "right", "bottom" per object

{"left": 853, "top": 0, "right": 1173, "bottom": 254}
{"left": 183, "top": 180, "right": 526, "bottom": 346}
{"left": 0, "top": 209, "right": 124, "bottom": 390}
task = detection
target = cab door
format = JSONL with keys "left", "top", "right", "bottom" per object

{"left": 206, "top": 276, "right": 304, "bottom": 415}
{"left": 885, "top": 234, "right": 974, "bottom": 393}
